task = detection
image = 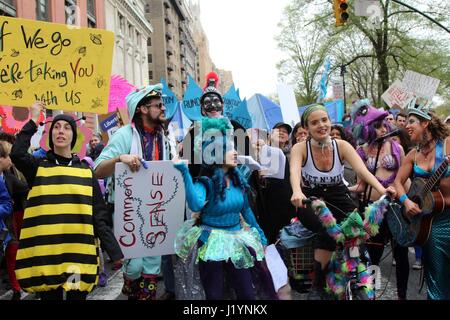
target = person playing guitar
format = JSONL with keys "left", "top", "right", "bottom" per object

{"left": 393, "top": 100, "right": 450, "bottom": 300}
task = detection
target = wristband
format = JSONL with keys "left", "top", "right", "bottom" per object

{"left": 399, "top": 194, "right": 408, "bottom": 204}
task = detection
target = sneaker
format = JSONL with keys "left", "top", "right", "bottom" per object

{"left": 98, "top": 272, "right": 107, "bottom": 287}
{"left": 412, "top": 261, "right": 422, "bottom": 270}
{"left": 392, "top": 260, "right": 396, "bottom": 266}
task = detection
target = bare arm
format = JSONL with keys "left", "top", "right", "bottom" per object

{"left": 290, "top": 142, "right": 306, "bottom": 207}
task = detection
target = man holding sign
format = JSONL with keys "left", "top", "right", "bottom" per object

{"left": 95, "top": 84, "right": 177, "bottom": 300}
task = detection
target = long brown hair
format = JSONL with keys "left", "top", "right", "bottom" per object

{"left": 422, "top": 111, "right": 450, "bottom": 141}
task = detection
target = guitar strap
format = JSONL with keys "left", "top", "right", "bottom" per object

{"left": 433, "top": 139, "right": 446, "bottom": 190}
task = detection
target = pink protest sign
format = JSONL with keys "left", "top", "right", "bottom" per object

{"left": 0, "top": 105, "right": 45, "bottom": 134}
{"left": 108, "top": 75, "right": 135, "bottom": 113}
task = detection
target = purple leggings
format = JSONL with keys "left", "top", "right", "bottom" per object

{"left": 199, "top": 259, "right": 255, "bottom": 300}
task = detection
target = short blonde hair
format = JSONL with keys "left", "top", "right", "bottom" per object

{"left": 0, "top": 140, "right": 11, "bottom": 158}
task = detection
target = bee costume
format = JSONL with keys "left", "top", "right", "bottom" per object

{"left": 11, "top": 115, "right": 123, "bottom": 297}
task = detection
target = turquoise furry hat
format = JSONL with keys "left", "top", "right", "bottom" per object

{"left": 194, "top": 117, "right": 234, "bottom": 165}
{"left": 125, "top": 83, "right": 164, "bottom": 119}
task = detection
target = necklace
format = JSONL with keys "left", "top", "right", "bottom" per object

{"left": 417, "top": 140, "right": 435, "bottom": 160}
{"left": 310, "top": 137, "right": 332, "bottom": 148}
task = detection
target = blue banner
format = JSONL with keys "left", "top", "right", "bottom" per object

{"left": 298, "top": 99, "right": 344, "bottom": 124}
{"left": 231, "top": 98, "right": 252, "bottom": 129}
{"left": 181, "top": 75, "right": 203, "bottom": 121}
{"left": 223, "top": 84, "right": 241, "bottom": 119}
{"left": 169, "top": 102, "right": 192, "bottom": 142}
{"left": 317, "top": 57, "right": 331, "bottom": 103}
{"left": 161, "top": 78, "right": 178, "bottom": 120}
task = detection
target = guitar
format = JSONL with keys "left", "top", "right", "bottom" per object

{"left": 387, "top": 157, "right": 448, "bottom": 247}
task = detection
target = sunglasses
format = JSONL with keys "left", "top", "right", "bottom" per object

{"left": 144, "top": 102, "right": 165, "bottom": 110}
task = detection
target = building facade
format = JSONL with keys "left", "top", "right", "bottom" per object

{"left": 0, "top": 0, "right": 107, "bottom": 131}
{"left": 0, "top": 0, "right": 104, "bottom": 27}
{"left": 146, "top": 0, "right": 198, "bottom": 100}
{"left": 105, "top": 0, "right": 152, "bottom": 87}
{"left": 190, "top": 1, "right": 213, "bottom": 85}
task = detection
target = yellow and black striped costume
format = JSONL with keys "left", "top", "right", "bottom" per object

{"left": 15, "top": 161, "right": 99, "bottom": 293}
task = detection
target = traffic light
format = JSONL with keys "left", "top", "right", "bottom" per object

{"left": 333, "top": 0, "right": 349, "bottom": 26}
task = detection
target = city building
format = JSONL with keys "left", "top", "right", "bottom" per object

{"left": 0, "top": 0, "right": 107, "bottom": 131}
{"left": 105, "top": 0, "right": 152, "bottom": 88}
{"left": 146, "top": 0, "right": 198, "bottom": 100}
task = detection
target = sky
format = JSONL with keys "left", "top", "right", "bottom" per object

{"left": 197, "top": 0, "right": 291, "bottom": 99}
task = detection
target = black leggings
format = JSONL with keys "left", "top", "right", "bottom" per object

{"left": 39, "top": 288, "right": 88, "bottom": 300}
{"left": 298, "top": 185, "right": 357, "bottom": 251}
{"left": 366, "top": 219, "right": 410, "bottom": 299}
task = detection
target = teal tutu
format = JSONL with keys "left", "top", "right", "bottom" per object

{"left": 174, "top": 219, "right": 265, "bottom": 269}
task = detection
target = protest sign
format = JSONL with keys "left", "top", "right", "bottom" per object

{"left": 0, "top": 16, "right": 114, "bottom": 113}
{"left": 381, "top": 80, "right": 414, "bottom": 108}
{"left": 182, "top": 75, "right": 202, "bottom": 121}
{"left": 114, "top": 161, "right": 186, "bottom": 259}
{"left": 402, "top": 70, "right": 440, "bottom": 100}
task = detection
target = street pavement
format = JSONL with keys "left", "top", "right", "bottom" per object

{"left": 0, "top": 246, "right": 426, "bottom": 300}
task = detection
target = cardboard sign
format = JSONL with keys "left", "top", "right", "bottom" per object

{"left": 402, "top": 70, "right": 440, "bottom": 100}
{"left": 381, "top": 80, "right": 414, "bottom": 109}
{"left": 0, "top": 16, "right": 113, "bottom": 113}
{"left": 114, "top": 161, "right": 186, "bottom": 259}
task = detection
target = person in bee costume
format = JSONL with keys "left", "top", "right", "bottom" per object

{"left": 11, "top": 101, "right": 123, "bottom": 300}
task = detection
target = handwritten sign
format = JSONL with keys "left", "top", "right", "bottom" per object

{"left": 381, "top": 80, "right": 414, "bottom": 109}
{"left": 0, "top": 16, "right": 113, "bottom": 113}
{"left": 402, "top": 70, "right": 440, "bottom": 100}
{"left": 223, "top": 84, "right": 241, "bottom": 119}
{"left": 114, "top": 161, "right": 186, "bottom": 259}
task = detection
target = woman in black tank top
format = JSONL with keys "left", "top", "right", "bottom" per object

{"left": 289, "top": 104, "right": 396, "bottom": 300}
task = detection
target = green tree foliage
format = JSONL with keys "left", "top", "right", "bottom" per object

{"left": 276, "top": 0, "right": 450, "bottom": 109}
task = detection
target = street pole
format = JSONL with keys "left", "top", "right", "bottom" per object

{"left": 340, "top": 64, "right": 346, "bottom": 113}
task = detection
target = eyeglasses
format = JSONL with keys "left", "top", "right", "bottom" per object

{"left": 144, "top": 102, "right": 165, "bottom": 110}
{"left": 203, "top": 96, "right": 223, "bottom": 112}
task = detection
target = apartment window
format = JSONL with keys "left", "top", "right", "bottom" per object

{"left": 36, "top": 0, "right": 50, "bottom": 21}
{"left": 118, "top": 13, "right": 125, "bottom": 35}
{"left": 147, "top": 38, "right": 152, "bottom": 46}
{"left": 145, "top": 3, "right": 150, "bottom": 13}
{"left": 0, "top": 0, "right": 16, "bottom": 16}
{"left": 65, "top": 0, "right": 78, "bottom": 25}
{"left": 87, "top": 0, "right": 96, "bottom": 28}
{"left": 128, "top": 24, "right": 133, "bottom": 40}
{"left": 149, "top": 71, "right": 153, "bottom": 80}
{"left": 136, "top": 31, "right": 141, "bottom": 46}
{"left": 147, "top": 54, "right": 152, "bottom": 63}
